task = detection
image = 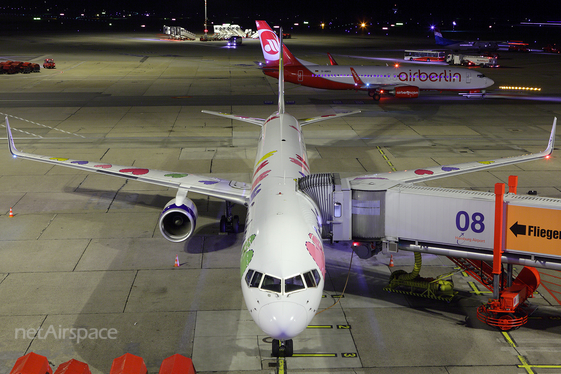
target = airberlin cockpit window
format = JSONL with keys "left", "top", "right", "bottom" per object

{"left": 261, "top": 275, "right": 282, "bottom": 293}
{"left": 285, "top": 275, "right": 305, "bottom": 293}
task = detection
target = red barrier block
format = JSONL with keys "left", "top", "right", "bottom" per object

{"left": 110, "top": 354, "right": 147, "bottom": 374}
{"left": 54, "top": 359, "right": 91, "bottom": 374}
{"left": 159, "top": 354, "right": 196, "bottom": 374}
{"left": 9, "top": 352, "right": 52, "bottom": 374}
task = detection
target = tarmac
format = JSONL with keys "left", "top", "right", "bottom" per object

{"left": 0, "top": 29, "right": 560, "bottom": 374}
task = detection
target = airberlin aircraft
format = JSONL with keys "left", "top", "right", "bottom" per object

{"left": 256, "top": 20, "right": 495, "bottom": 101}
{"left": 5, "top": 31, "right": 556, "bottom": 357}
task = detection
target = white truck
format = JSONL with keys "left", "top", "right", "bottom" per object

{"left": 446, "top": 54, "right": 498, "bottom": 68}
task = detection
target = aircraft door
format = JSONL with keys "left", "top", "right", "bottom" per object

{"left": 466, "top": 72, "right": 471, "bottom": 84}
{"left": 298, "top": 70, "right": 304, "bottom": 82}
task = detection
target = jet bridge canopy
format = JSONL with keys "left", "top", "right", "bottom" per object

{"left": 299, "top": 173, "right": 561, "bottom": 270}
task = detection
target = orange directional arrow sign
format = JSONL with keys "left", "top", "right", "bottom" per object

{"left": 506, "top": 205, "right": 561, "bottom": 256}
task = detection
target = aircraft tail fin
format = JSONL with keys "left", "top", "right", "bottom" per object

{"left": 278, "top": 28, "right": 285, "bottom": 114}
{"left": 256, "top": 20, "right": 302, "bottom": 67}
{"left": 433, "top": 27, "right": 455, "bottom": 46}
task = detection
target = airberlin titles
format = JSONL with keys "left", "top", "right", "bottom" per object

{"left": 397, "top": 69, "right": 461, "bottom": 83}
{"left": 510, "top": 221, "right": 561, "bottom": 241}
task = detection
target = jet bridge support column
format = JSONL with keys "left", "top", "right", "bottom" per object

{"left": 506, "top": 175, "right": 518, "bottom": 288}
{"left": 493, "top": 183, "right": 506, "bottom": 300}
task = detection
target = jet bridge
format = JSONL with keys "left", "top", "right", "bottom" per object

{"left": 299, "top": 173, "right": 561, "bottom": 271}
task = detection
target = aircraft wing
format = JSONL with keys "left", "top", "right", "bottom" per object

{"left": 299, "top": 110, "right": 362, "bottom": 126}
{"left": 201, "top": 110, "right": 265, "bottom": 126}
{"left": 346, "top": 118, "right": 556, "bottom": 188}
{"left": 5, "top": 117, "right": 250, "bottom": 205}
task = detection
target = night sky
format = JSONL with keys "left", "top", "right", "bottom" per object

{"left": 3, "top": 0, "right": 561, "bottom": 21}
{"left": 2, "top": 0, "right": 561, "bottom": 35}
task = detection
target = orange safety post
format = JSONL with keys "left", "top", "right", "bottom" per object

{"left": 508, "top": 175, "right": 518, "bottom": 195}
{"left": 159, "top": 354, "right": 196, "bottom": 374}
{"left": 110, "top": 354, "right": 147, "bottom": 374}
{"left": 9, "top": 352, "right": 52, "bottom": 374}
{"left": 54, "top": 359, "right": 91, "bottom": 374}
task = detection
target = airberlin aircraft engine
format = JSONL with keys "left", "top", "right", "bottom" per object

{"left": 390, "top": 86, "right": 420, "bottom": 98}
{"left": 158, "top": 198, "right": 198, "bottom": 242}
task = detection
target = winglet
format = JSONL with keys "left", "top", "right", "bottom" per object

{"left": 546, "top": 117, "right": 557, "bottom": 156}
{"left": 350, "top": 67, "right": 365, "bottom": 86}
{"left": 5, "top": 116, "right": 20, "bottom": 156}
{"left": 327, "top": 53, "right": 338, "bottom": 66}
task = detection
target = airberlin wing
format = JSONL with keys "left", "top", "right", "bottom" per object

{"left": 299, "top": 110, "right": 361, "bottom": 126}
{"left": 5, "top": 117, "right": 250, "bottom": 205}
{"left": 201, "top": 110, "right": 265, "bottom": 126}
{"left": 347, "top": 118, "right": 556, "bottom": 188}
{"left": 347, "top": 74, "right": 402, "bottom": 92}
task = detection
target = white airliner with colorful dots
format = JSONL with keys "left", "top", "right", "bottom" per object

{"left": 5, "top": 27, "right": 556, "bottom": 357}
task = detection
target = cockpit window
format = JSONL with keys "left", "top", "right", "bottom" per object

{"left": 261, "top": 275, "right": 282, "bottom": 292}
{"left": 303, "top": 271, "right": 316, "bottom": 288}
{"left": 285, "top": 275, "right": 305, "bottom": 293}
{"left": 247, "top": 270, "right": 263, "bottom": 288}
{"left": 312, "top": 269, "right": 321, "bottom": 286}
{"left": 245, "top": 269, "right": 254, "bottom": 286}
{"left": 246, "top": 269, "right": 321, "bottom": 294}
{"left": 477, "top": 74, "right": 485, "bottom": 78}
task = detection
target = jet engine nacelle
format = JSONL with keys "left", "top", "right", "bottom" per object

{"left": 159, "top": 198, "right": 198, "bottom": 242}
{"left": 392, "top": 86, "right": 420, "bottom": 98}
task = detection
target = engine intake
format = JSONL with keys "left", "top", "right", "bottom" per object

{"left": 159, "top": 198, "right": 198, "bottom": 242}
{"left": 392, "top": 86, "right": 420, "bottom": 98}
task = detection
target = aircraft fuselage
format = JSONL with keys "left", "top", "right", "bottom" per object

{"left": 240, "top": 112, "right": 325, "bottom": 340}
{"left": 263, "top": 64, "right": 494, "bottom": 92}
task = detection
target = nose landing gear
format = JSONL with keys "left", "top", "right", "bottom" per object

{"left": 272, "top": 339, "right": 293, "bottom": 357}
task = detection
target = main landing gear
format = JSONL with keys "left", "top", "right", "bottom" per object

{"left": 272, "top": 339, "right": 293, "bottom": 357}
{"left": 368, "top": 90, "right": 381, "bottom": 101}
{"left": 219, "top": 201, "right": 240, "bottom": 234}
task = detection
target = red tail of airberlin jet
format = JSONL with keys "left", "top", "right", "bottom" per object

{"left": 255, "top": 20, "right": 495, "bottom": 101}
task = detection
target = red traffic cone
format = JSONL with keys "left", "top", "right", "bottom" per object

{"left": 174, "top": 255, "right": 180, "bottom": 268}
{"left": 9, "top": 208, "right": 14, "bottom": 218}
{"left": 389, "top": 255, "right": 394, "bottom": 267}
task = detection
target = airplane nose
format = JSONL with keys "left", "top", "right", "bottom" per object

{"left": 258, "top": 302, "right": 309, "bottom": 340}
{"left": 487, "top": 77, "right": 495, "bottom": 87}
